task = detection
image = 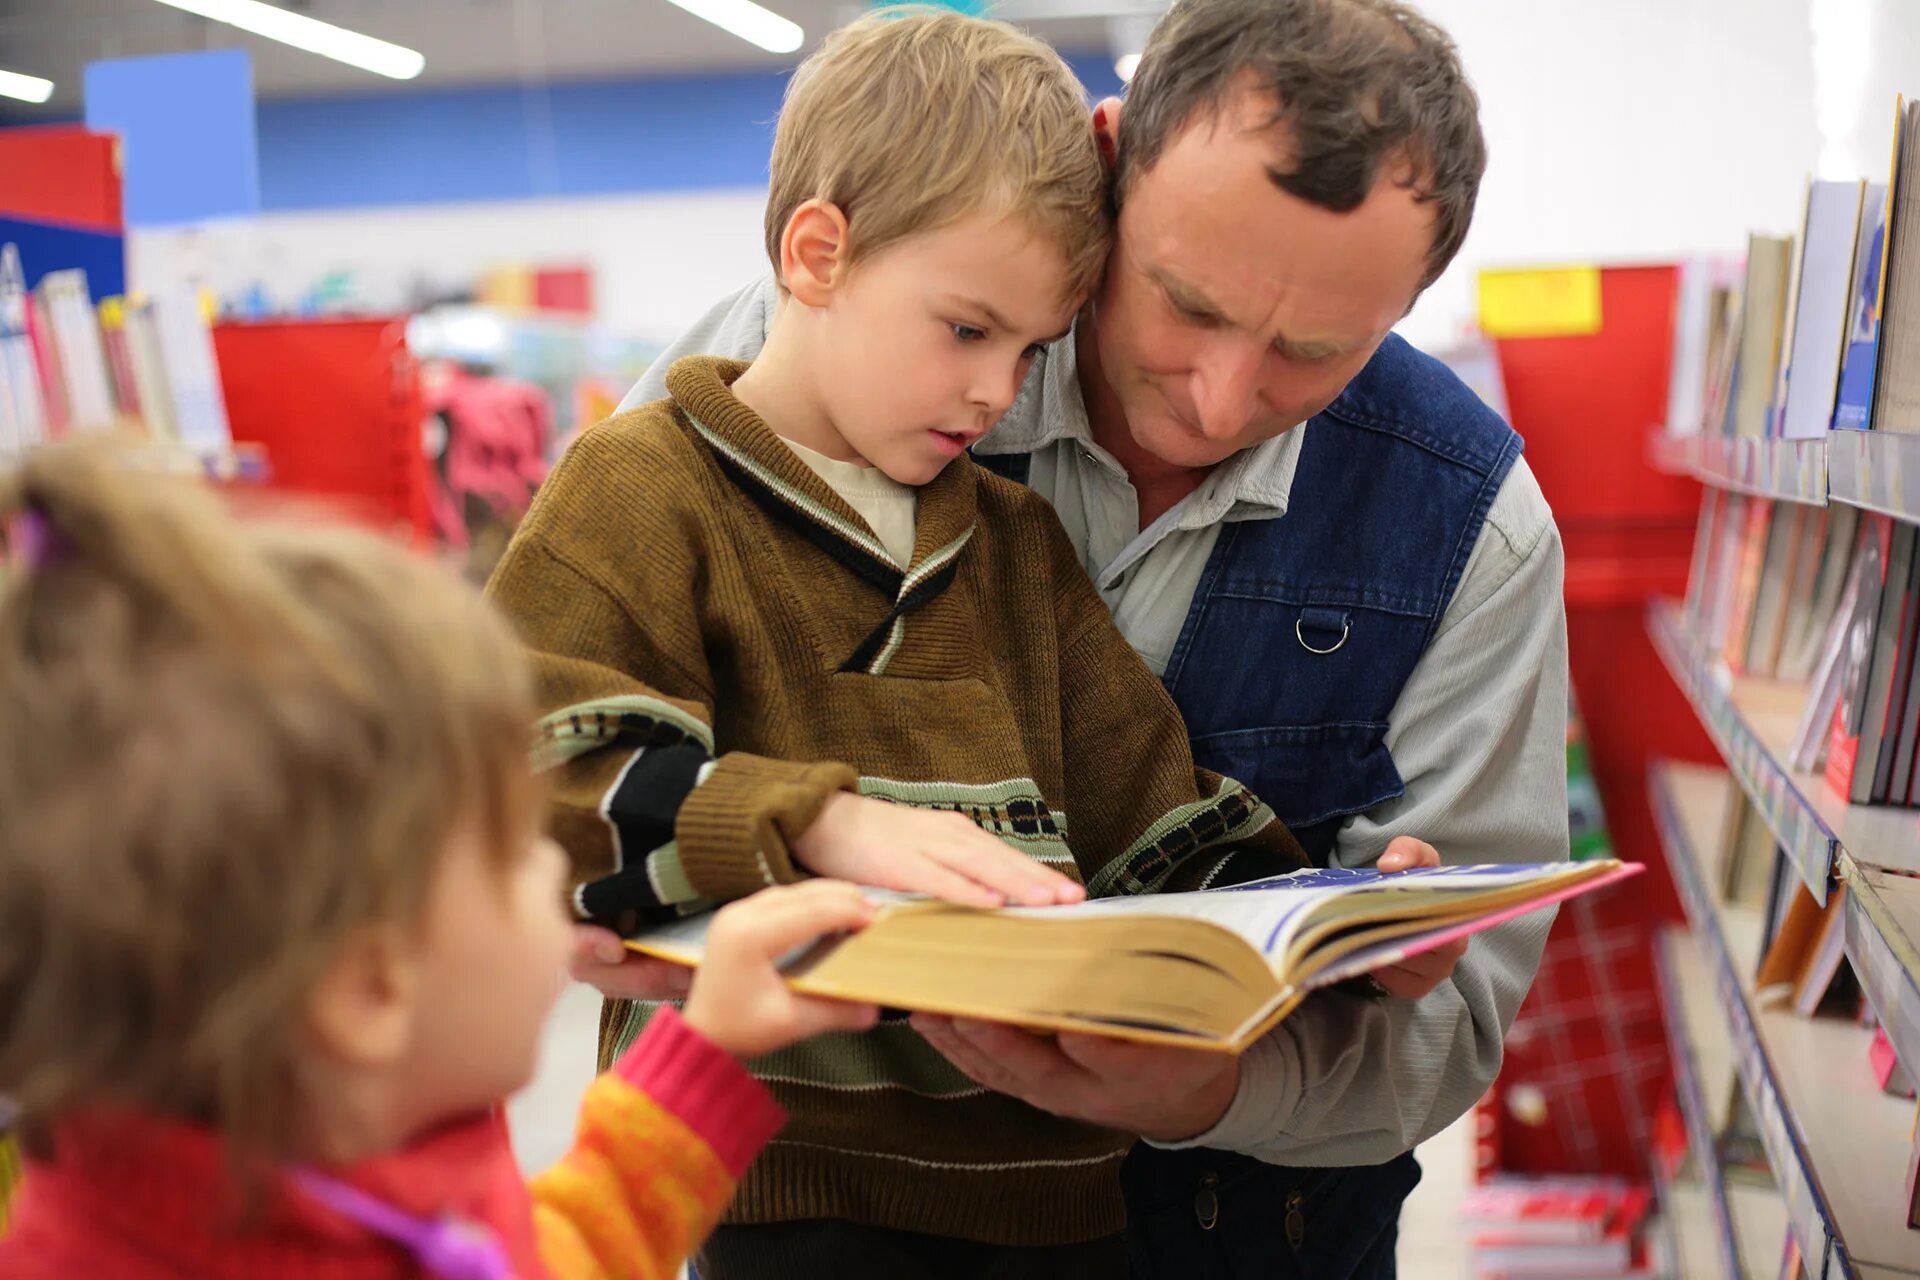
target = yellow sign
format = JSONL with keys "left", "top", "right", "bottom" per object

{"left": 1476, "top": 266, "right": 1603, "bottom": 339}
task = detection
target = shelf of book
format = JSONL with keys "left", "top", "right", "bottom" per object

{"left": 1651, "top": 761, "right": 1920, "bottom": 1280}
{"left": 1655, "top": 921, "right": 1757, "bottom": 1280}
{"left": 1650, "top": 598, "right": 1843, "bottom": 899}
{"left": 1650, "top": 597, "right": 1920, "bottom": 1083}
{"left": 1648, "top": 433, "right": 1830, "bottom": 507}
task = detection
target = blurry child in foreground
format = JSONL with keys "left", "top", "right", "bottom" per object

{"left": 0, "top": 440, "right": 879, "bottom": 1279}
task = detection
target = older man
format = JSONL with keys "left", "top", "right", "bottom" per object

{"left": 601, "top": 0, "right": 1568, "bottom": 1275}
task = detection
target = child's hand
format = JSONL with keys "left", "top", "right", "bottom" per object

{"left": 1373, "top": 836, "right": 1468, "bottom": 999}
{"left": 793, "top": 792, "right": 1085, "bottom": 909}
{"left": 683, "top": 881, "right": 884, "bottom": 1058}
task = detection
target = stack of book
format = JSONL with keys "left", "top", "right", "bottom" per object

{"left": 0, "top": 243, "right": 233, "bottom": 460}
{"left": 1463, "top": 1179, "right": 1656, "bottom": 1280}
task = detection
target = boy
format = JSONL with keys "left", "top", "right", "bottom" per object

{"left": 487, "top": 11, "right": 1313, "bottom": 1276}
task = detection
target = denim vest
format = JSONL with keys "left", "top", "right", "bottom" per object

{"left": 982, "top": 335, "right": 1520, "bottom": 1277}
{"left": 978, "top": 334, "right": 1521, "bottom": 869}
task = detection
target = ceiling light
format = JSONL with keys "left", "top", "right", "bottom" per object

{"left": 1114, "top": 53, "right": 1141, "bottom": 82}
{"left": 148, "top": 0, "right": 425, "bottom": 80}
{"left": 662, "top": 0, "right": 804, "bottom": 54}
{"left": 0, "top": 69, "right": 55, "bottom": 104}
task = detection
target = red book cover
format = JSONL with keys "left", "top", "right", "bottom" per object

{"left": 1472, "top": 1186, "right": 1652, "bottom": 1276}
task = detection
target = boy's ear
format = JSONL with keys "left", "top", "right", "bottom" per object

{"left": 1092, "top": 96, "right": 1122, "bottom": 171}
{"left": 781, "top": 199, "right": 851, "bottom": 307}
{"left": 303, "top": 924, "right": 420, "bottom": 1070}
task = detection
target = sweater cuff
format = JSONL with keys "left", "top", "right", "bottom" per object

{"left": 1146, "top": 1023, "right": 1303, "bottom": 1154}
{"left": 674, "top": 752, "right": 857, "bottom": 901}
{"left": 612, "top": 1005, "right": 785, "bottom": 1180}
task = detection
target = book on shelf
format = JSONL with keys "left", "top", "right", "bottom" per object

{"left": 1867, "top": 526, "right": 1920, "bottom": 802}
{"left": 1834, "top": 180, "right": 1892, "bottom": 430}
{"left": 1779, "top": 179, "right": 1868, "bottom": 438}
{"left": 1718, "top": 791, "right": 1779, "bottom": 910}
{"left": 1743, "top": 503, "right": 1809, "bottom": 673}
{"left": 627, "top": 861, "right": 1638, "bottom": 1052}
{"left": 1729, "top": 233, "right": 1795, "bottom": 438}
{"left": 1665, "top": 256, "right": 1742, "bottom": 436}
{"left": 1779, "top": 503, "right": 1860, "bottom": 681}
{"left": 1721, "top": 497, "right": 1775, "bottom": 666}
{"left": 1755, "top": 883, "right": 1853, "bottom": 1017}
{"left": 1870, "top": 97, "right": 1920, "bottom": 434}
{"left": 1790, "top": 541, "right": 1867, "bottom": 771}
{"left": 1869, "top": 1024, "right": 1915, "bottom": 1098}
{"left": 1824, "top": 516, "right": 1891, "bottom": 800}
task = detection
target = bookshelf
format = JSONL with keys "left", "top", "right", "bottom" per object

{"left": 1651, "top": 429, "right": 1920, "bottom": 526}
{"left": 1649, "top": 600, "right": 1920, "bottom": 1080}
{"left": 1650, "top": 760, "right": 1920, "bottom": 1280}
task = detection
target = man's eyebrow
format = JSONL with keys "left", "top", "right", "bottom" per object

{"left": 1149, "top": 268, "right": 1229, "bottom": 321}
{"left": 1272, "top": 332, "right": 1358, "bottom": 361}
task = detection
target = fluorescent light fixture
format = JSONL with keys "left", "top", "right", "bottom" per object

{"left": 148, "top": 0, "right": 426, "bottom": 80}
{"left": 0, "top": 68, "right": 55, "bottom": 104}
{"left": 662, "top": 0, "right": 804, "bottom": 54}
{"left": 1114, "top": 53, "right": 1141, "bottom": 82}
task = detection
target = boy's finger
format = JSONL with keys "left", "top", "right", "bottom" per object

{"left": 571, "top": 923, "right": 629, "bottom": 965}
{"left": 936, "top": 838, "right": 1078, "bottom": 906}
{"left": 794, "top": 997, "right": 882, "bottom": 1037}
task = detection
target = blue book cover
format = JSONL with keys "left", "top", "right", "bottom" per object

{"left": 1835, "top": 182, "right": 1891, "bottom": 429}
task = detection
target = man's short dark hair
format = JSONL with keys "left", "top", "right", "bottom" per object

{"left": 1116, "top": 0, "right": 1486, "bottom": 290}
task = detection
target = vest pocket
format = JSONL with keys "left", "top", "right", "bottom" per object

{"left": 1188, "top": 721, "right": 1405, "bottom": 832}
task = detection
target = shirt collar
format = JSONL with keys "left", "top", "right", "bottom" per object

{"left": 976, "top": 320, "right": 1308, "bottom": 526}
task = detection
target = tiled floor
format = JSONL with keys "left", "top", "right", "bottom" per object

{"left": 509, "top": 983, "right": 1475, "bottom": 1278}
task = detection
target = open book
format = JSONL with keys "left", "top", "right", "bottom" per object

{"left": 628, "top": 860, "right": 1640, "bottom": 1053}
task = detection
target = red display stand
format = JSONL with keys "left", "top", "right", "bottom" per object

{"left": 213, "top": 318, "right": 432, "bottom": 541}
{"left": 1477, "top": 264, "right": 1719, "bottom": 1177}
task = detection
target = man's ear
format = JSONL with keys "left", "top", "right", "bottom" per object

{"left": 780, "top": 199, "right": 852, "bottom": 308}
{"left": 1092, "top": 96, "right": 1123, "bottom": 171}
{"left": 304, "top": 924, "right": 419, "bottom": 1070}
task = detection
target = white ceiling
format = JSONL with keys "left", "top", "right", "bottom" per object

{"left": 0, "top": 0, "right": 1140, "bottom": 107}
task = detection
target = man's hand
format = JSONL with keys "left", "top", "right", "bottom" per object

{"left": 794, "top": 792, "right": 1085, "bottom": 909}
{"left": 909, "top": 1014, "right": 1240, "bottom": 1143}
{"left": 569, "top": 924, "right": 693, "bottom": 1000}
{"left": 1373, "top": 835, "right": 1469, "bottom": 999}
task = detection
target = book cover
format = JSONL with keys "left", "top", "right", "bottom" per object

{"left": 1723, "top": 498, "right": 1776, "bottom": 669}
{"left": 1780, "top": 180, "right": 1868, "bottom": 439}
{"left": 1745, "top": 503, "right": 1809, "bottom": 676}
{"left": 1791, "top": 548, "right": 1867, "bottom": 771}
{"left": 1730, "top": 235, "right": 1796, "bottom": 438}
{"left": 1870, "top": 99, "right": 1920, "bottom": 434}
{"left": 1780, "top": 504, "right": 1862, "bottom": 680}
{"left": 1853, "top": 523, "right": 1919, "bottom": 803}
{"left": 1826, "top": 517, "right": 1891, "bottom": 799}
{"left": 1871, "top": 534, "right": 1920, "bottom": 802}
{"left": 1834, "top": 181, "right": 1892, "bottom": 429}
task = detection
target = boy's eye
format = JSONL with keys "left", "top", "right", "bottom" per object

{"left": 951, "top": 323, "right": 988, "bottom": 343}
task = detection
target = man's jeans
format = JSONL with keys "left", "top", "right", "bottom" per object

{"left": 1122, "top": 1145, "right": 1421, "bottom": 1280}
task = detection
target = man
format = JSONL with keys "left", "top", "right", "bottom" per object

{"left": 595, "top": 0, "right": 1568, "bottom": 1275}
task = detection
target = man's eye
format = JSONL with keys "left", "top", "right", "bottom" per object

{"left": 952, "top": 324, "right": 987, "bottom": 342}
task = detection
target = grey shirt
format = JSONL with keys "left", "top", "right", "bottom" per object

{"left": 622, "top": 276, "right": 1571, "bottom": 1166}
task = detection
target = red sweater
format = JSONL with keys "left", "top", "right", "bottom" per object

{"left": 0, "top": 1007, "right": 782, "bottom": 1279}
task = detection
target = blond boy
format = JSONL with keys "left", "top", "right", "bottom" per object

{"left": 488, "top": 11, "right": 1310, "bottom": 1276}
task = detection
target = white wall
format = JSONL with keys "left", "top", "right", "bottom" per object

{"left": 128, "top": 189, "right": 772, "bottom": 348}
{"left": 1400, "top": 0, "right": 1823, "bottom": 348}
{"left": 132, "top": 0, "right": 1920, "bottom": 355}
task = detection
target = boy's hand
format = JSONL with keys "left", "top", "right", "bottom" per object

{"left": 793, "top": 792, "right": 1085, "bottom": 909}
{"left": 1373, "top": 836, "right": 1468, "bottom": 999}
{"left": 569, "top": 925, "right": 693, "bottom": 1000}
{"left": 683, "top": 881, "right": 883, "bottom": 1058}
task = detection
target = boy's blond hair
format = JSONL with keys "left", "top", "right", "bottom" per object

{"left": 0, "top": 441, "right": 536, "bottom": 1164}
{"left": 766, "top": 8, "right": 1110, "bottom": 304}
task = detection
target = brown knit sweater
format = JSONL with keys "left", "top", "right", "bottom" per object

{"left": 486, "top": 356, "right": 1305, "bottom": 1247}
